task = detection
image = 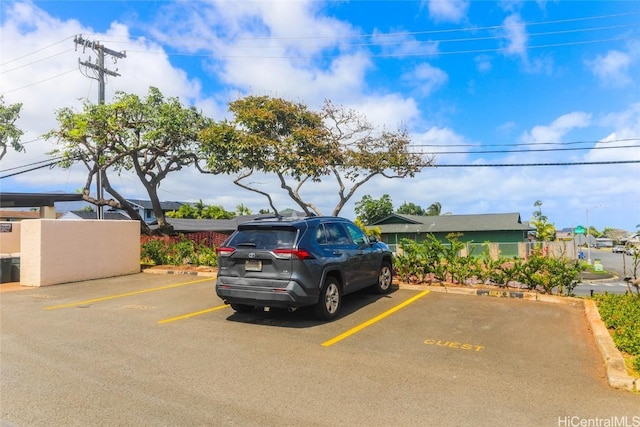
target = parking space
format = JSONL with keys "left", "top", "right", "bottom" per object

{"left": 2, "top": 273, "right": 638, "bottom": 426}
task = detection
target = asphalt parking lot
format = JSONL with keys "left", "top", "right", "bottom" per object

{"left": 1, "top": 273, "right": 638, "bottom": 427}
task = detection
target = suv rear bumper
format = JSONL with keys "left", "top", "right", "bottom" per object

{"left": 216, "top": 277, "right": 318, "bottom": 308}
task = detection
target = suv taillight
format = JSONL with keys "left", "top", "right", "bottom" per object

{"left": 273, "top": 248, "right": 313, "bottom": 260}
{"left": 216, "top": 246, "right": 236, "bottom": 257}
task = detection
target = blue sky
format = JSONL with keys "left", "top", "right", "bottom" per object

{"left": 1, "top": 0, "right": 639, "bottom": 232}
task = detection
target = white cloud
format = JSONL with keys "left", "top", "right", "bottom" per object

{"left": 585, "top": 50, "right": 633, "bottom": 87}
{"left": 1, "top": 1, "right": 638, "bottom": 232}
{"left": 371, "top": 30, "right": 439, "bottom": 58}
{"left": 519, "top": 112, "right": 591, "bottom": 145}
{"left": 500, "top": 13, "right": 528, "bottom": 58}
{"left": 425, "top": 0, "right": 469, "bottom": 23}
{"left": 402, "top": 63, "right": 448, "bottom": 97}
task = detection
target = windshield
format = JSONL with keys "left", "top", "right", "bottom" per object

{"left": 227, "top": 227, "right": 297, "bottom": 250}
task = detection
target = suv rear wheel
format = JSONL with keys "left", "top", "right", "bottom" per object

{"left": 372, "top": 261, "right": 393, "bottom": 294}
{"left": 314, "top": 277, "right": 341, "bottom": 321}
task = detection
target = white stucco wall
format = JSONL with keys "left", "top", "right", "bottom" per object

{"left": 20, "top": 219, "right": 140, "bottom": 287}
{"left": 0, "top": 221, "right": 21, "bottom": 254}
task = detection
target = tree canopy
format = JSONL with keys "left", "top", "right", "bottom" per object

{"left": 354, "top": 194, "right": 394, "bottom": 225}
{"left": 166, "top": 200, "right": 235, "bottom": 219}
{"left": 199, "top": 96, "right": 429, "bottom": 216}
{"left": 0, "top": 96, "right": 24, "bottom": 161}
{"left": 530, "top": 200, "right": 556, "bottom": 241}
{"left": 47, "top": 87, "right": 212, "bottom": 233}
{"left": 397, "top": 201, "right": 426, "bottom": 216}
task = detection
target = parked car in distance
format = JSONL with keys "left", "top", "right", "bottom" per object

{"left": 612, "top": 245, "right": 626, "bottom": 253}
{"left": 215, "top": 215, "right": 394, "bottom": 321}
{"left": 626, "top": 247, "right": 637, "bottom": 256}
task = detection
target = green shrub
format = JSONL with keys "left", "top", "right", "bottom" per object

{"left": 195, "top": 244, "right": 218, "bottom": 267}
{"left": 594, "top": 293, "right": 640, "bottom": 356}
{"left": 141, "top": 239, "right": 169, "bottom": 265}
{"left": 141, "top": 237, "right": 218, "bottom": 267}
{"left": 166, "top": 237, "right": 196, "bottom": 265}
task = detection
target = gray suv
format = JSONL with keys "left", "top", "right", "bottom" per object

{"left": 215, "top": 216, "right": 394, "bottom": 320}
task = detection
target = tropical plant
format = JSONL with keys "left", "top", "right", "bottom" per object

{"left": 397, "top": 202, "right": 425, "bottom": 216}
{"left": 354, "top": 194, "right": 394, "bottom": 225}
{"left": 425, "top": 202, "right": 442, "bottom": 216}
{"left": 0, "top": 96, "right": 24, "bottom": 161}
{"left": 530, "top": 200, "right": 556, "bottom": 241}
{"left": 199, "top": 96, "right": 429, "bottom": 216}
{"left": 47, "top": 87, "right": 213, "bottom": 234}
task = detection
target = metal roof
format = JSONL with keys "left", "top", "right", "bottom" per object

{"left": 62, "top": 211, "right": 132, "bottom": 221}
{"left": 126, "top": 199, "right": 186, "bottom": 211}
{"left": 0, "top": 192, "right": 84, "bottom": 208}
{"left": 153, "top": 215, "right": 273, "bottom": 232}
{"left": 372, "top": 213, "right": 533, "bottom": 233}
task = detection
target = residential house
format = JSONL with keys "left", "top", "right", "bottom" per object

{"left": 125, "top": 199, "right": 186, "bottom": 223}
{"left": 370, "top": 212, "right": 534, "bottom": 256}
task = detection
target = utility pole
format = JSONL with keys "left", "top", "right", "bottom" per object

{"left": 74, "top": 35, "right": 126, "bottom": 219}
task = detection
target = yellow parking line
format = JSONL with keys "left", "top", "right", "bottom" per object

{"left": 45, "top": 277, "right": 214, "bottom": 310}
{"left": 158, "top": 304, "right": 230, "bottom": 324}
{"left": 322, "top": 290, "right": 431, "bottom": 347}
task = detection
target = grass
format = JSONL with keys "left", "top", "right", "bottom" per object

{"left": 623, "top": 353, "right": 640, "bottom": 379}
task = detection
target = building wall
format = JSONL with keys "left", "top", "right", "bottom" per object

{"left": 0, "top": 221, "right": 21, "bottom": 254}
{"left": 20, "top": 219, "right": 140, "bottom": 287}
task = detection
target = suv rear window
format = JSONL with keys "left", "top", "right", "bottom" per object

{"left": 227, "top": 227, "right": 297, "bottom": 250}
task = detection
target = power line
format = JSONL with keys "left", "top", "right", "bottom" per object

{"left": 2, "top": 158, "right": 638, "bottom": 181}
{"left": 0, "top": 48, "right": 75, "bottom": 75}
{"left": 0, "top": 161, "right": 60, "bottom": 179}
{"left": 411, "top": 138, "right": 640, "bottom": 148}
{"left": 0, "top": 68, "right": 77, "bottom": 96}
{"left": 0, "top": 36, "right": 75, "bottom": 67}
{"left": 0, "top": 157, "right": 64, "bottom": 172}
{"left": 413, "top": 144, "right": 640, "bottom": 155}
{"left": 427, "top": 160, "right": 640, "bottom": 168}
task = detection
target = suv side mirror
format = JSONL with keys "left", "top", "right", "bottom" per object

{"left": 368, "top": 235, "right": 378, "bottom": 243}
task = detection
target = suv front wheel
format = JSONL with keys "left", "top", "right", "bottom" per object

{"left": 314, "top": 277, "right": 342, "bottom": 321}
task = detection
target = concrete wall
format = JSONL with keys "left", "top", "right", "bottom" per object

{"left": 20, "top": 219, "right": 140, "bottom": 287}
{"left": 0, "top": 221, "right": 21, "bottom": 254}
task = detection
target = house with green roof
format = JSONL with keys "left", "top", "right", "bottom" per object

{"left": 370, "top": 212, "right": 534, "bottom": 256}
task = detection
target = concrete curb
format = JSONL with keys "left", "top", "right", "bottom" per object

{"left": 143, "top": 269, "right": 638, "bottom": 392}
{"left": 142, "top": 268, "right": 217, "bottom": 278}
{"left": 583, "top": 299, "right": 639, "bottom": 392}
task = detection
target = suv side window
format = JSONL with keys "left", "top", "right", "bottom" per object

{"left": 344, "top": 222, "right": 368, "bottom": 246}
{"left": 317, "top": 223, "right": 351, "bottom": 245}
{"left": 315, "top": 224, "right": 328, "bottom": 245}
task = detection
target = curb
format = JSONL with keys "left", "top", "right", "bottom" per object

{"left": 142, "top": 268, "right": 217, "bottom": 278}
{"left": 583, "top": 299, "right": 639, "bottom": 392}
{"left": 144, "top": 269, "right": 638, "bottom": 391}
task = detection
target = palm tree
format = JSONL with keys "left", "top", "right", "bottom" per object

{"left": 236, "top": 203, "right": 252, "bottom": 216}
{"left": 425, "top": 202, "right": 442, "bottom": 216}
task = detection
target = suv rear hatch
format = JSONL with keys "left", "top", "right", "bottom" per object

{"left": 217, "top": 225, "right": 300, "bottom": 285}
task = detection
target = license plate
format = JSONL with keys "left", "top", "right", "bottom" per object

{"left": 245, "top": 260, "right": 262, "bottom": 271}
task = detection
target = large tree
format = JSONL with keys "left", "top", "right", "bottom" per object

{"left": 355, "top": 194, "right": 394, "bottom": 225}
{"left": 530, "top": 200, "right": 556, "bottom": 241}
{"left": 199, "top": 96, "right": 429, "bottom": 216}
{"left": 397, "top": 201, "right": 425, "bottom": 216}
{"left": 47, "top": 87, "right": 212, "bottom": 233}
{"left": 166, "top": 200, "right": 235, "bottom": 219}
{"left": 425, "top": 202, "right": 442, "bottom": 216}
{"left": 0, "top": 96, "right": 24, "bottom": 161}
